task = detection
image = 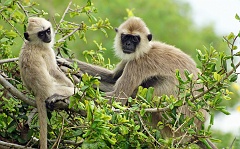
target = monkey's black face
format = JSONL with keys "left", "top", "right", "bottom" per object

{"left": 38, "top": 28, "right": 51, "bottom": 43}
{"left": 121, "top": 34, "right": 140, "bottom": 54}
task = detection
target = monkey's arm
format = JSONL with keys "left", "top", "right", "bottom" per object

{"left": 49, "top": 66, "right": 74, "bottom": 87}
{"left": 57, "top": 58, "right": 115, "bottom": 92}
{"left": 107, "top": 61, "right": 147, "bottom": 105}
{"left": 23, "top": 65, "right": 55, "bottom": 98}
{"left": 69, "top": 59, "right": 117, "bottom": 83}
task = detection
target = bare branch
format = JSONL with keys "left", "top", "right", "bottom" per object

{"left": 0, "top": 57, "right": 18, "bottom": 64}
{"left": 0, "top": 74, "right": 36, "bottom": 107}
{"left": 51, "top": 118, "right": 64, "bottom": 149}
{"left": 27, "top": 108, "right": 38, "bottom": 126}
{"left": 229, "top": 137, "right": 236, "bottom": 149}
{"left": 112, "top": 106, "right": 170, "bottom": 113}
{"left": 16, "top": 1, "right": 29, "bottom": 17}
{"left": 55, "top": 1, "right": 73, "bottom": 34}
{"left": 137, "top": 113, "right": 162, "bottom": 147}
{"left": 0, "top": 140, "right": 36, "bottom": 149}
{"left": 57, "top": 26, "right": 82, "bottom": 43}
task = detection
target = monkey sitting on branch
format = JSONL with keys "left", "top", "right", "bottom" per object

{"left": 61, "top": 17, "right": 217, "bottom": 148}
{"left": 19, "top": 17, "right": 75, "bottom": 149}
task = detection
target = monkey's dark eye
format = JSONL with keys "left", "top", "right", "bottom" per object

{"left": 121, "top": 34, "right": 127, "bottom": 40}
{"left": 132, "top": 35, "right": 140, "bottom": 43}
{"left": 38, "top": 32, "right": 44, "bottom": 37}
{"left": 46, "top": 28, "right": 51, "bottom": 34}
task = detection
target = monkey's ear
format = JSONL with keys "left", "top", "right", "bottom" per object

{"left": 115, "top": 28, "right": 118, "bottom": 32}
{"left": 24, "top": 32, "right": 30, "bottom": 41}
{"left": 147, "top": 34, "right": 152, "bottom": 41}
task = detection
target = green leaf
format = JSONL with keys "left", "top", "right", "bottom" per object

{"left": 210, "top": 112, "right": 214, "bottom": 125}
{"left": 235, "top": 51, "right": 240, "bottom": 56}
{"left": 220, "top": 108, "right": 231, "bottom": 115}
{"left": 213, "top": 72, "right": 222, "bottom": 81}
{"left": 233, "top": 45, "right": 238, "bottom": 50}
{"left": 210, "top": 138, "right": 222, "bottom": 143}
{"left": 227, "top": 32, "right": 235, "bottom": 40}
{"left": 140, "top": 108, "right": 146, "bottom": 116}
{"left": 4, "top": 0, "right": 13, "bottom": 6}
{"left": 199, "top": 138, "right": 212, "bottom": 149}
{"left": 119, "top": 125, "right": 129, "bottom": 135}
{"left": 235, "top": 13, "right": 240, "bottom": 21}
{"left": 5, "top": 30, "right": 18, "bottom": 38}
{"left": 173, "top": 100, "right": 183, "bottom": 107}
{"left": 86, "top": 100, "right": 93, "bottom": 121}
{"left": 187, "top": 128, "right": 195, "bottom": 134}
{"left": 187, "top": 118, "right": 194, "bottom": 126}
{"left": 216, "top": 106, "right": 230, "bottom": 115}
{"left": 146, "top": 87, "right": 154, "bottom": 103}
{"left": 0, "top": 38, "right": 9, "bottom": 43}
{"left": 230, "top": 74, "right": 238, "bottom": 82}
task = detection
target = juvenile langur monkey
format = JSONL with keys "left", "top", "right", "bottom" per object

{"left": 71, "top": 17, "right": 216, "bottom": 148}
{"left": 19, "top": 17, "right": 75, "bottom": 149}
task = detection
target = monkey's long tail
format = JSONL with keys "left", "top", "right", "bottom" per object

{"left": 36, "top": 98, "right": 48, "bottom": 149}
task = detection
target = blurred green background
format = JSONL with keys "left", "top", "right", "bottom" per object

{"left": 10, "top": 0, "right": 226, "bottom": 65}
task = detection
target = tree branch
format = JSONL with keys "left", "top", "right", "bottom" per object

{"left": 16, "top": 1, "right": 29, "bottom": 17}
{"left": 57, "top": 25, "right": 82, "bottom": 43}
{"left": 0, "top": 74, "right": 36, "bottom": 107}
{"left": 194, "top": 60, "right": 240, "bottom": 99}
{"left": 55, "top": 1, "right": 73, "bottom": 34}
{"left": 112, "top": 106, "right": 170, "bottom": 113}
{"left": 0, "top": 57, "right": 18, "bottom": 64}
{"left": 137, "top": 113, "right": 162, "bottom": 147}
{"left": 0, "top": 141, "right": 36, "bottom": 149}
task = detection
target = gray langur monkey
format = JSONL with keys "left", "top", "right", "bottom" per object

{"left": 70, "top": 17, "right": 217, "bottom": 148}
{"left": 19, "top": 17, "right": 75, "bottom": 149}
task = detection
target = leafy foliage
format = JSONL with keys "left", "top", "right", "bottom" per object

{"left": 0, "top": 0, "right": 240, "bottom": 148}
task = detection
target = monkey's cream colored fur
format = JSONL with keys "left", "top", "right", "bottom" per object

{"left": 114, "top": 17, "right": 151, "bottom": 61}
{"left": 19, "top": 17, "right": 74, "bottom": 149}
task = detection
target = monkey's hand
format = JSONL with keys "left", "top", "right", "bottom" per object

{"left": 45, "top": 94, "right": 70, "bottom": 110}
{"left": 105, "top": 92, "right": 128, "bottom": 105}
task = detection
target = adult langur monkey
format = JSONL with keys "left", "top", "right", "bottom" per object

{"left": 19, "top": 17, "right": 75, "bottom": 149}
{"left": 68, "top": 17, "right": 217, "bottom": 148}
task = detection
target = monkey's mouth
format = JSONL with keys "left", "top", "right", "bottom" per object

{"left": 123, "top": 48, "right": 135, "bottom": 54}
{"left": 43, "top": 39, "right": 52, "bottom": 43}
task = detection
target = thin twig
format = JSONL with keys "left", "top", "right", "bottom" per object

{"left": 176, "top": 131, "right": 188, "bottom": 147}
{"left": 0, "top": 140, "right": 36, "bottom": 149}
{"left": 27, "top": 108, "right": 38, "bottom": 126}
{"left": 55, "top": 1, "right": 72, "bottom": 34}
{"left": 0, "top": 12, "right": 25, "bottom": 41}
{"left": 16, "top": 1, "right": 29, "bottom": 17}
{"left": 112, "top": 106, "right": 170, "bottom": 113}
{"left": 194, "top": 60, "right": 240, "bottom": 99}
{"left": 51, "top": 118, "right": 64, "bottom": 149}
{"left": 229, "top": 137, "right": 236, "bottom": 149}
{"left": 137, "top": 113, "right": 162, "bottom": 147}
{"left": 57, "top": 26, "right": 82, "bottom": 43}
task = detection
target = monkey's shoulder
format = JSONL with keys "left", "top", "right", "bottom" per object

{"left": 149, "top": 41, "right": 194, "bottom": 61}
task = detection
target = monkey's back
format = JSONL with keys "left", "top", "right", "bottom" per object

{"left": 142, "top": 41, "right": 205, "bottom": 139}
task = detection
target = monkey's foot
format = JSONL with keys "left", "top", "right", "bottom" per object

{"left": 45, "top": 94, "right": 70, "bottom": 110}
